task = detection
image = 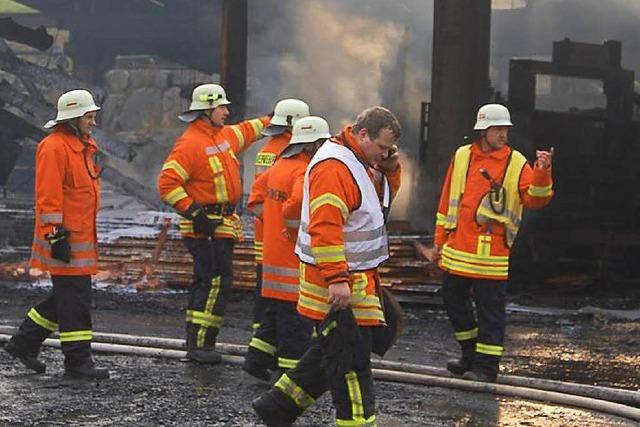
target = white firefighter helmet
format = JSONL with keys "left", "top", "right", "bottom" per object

{"left": 269, "top": 99, "right": 310, "bottom": 126}
{"left": 289, "top": 116, "right": 331, "bottom": 145}
{"left": 263, "top": 98, "right": 310, "bottom": 137}
{"left": 179, "top": 83, "right": 231, "bottom": 122}
{"left": 281, "top": 116, "right": 331, "bottom": 158}
{"left": 44, "top": 89, "right": 100, "bottom": 129}
{"left": 473, "top": 104, "right": 513, "bottom": 130}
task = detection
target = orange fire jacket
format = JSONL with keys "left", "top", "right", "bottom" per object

{"left": 252, "top": 131, "right": 291, "bottom": 262}
{"left": 157, "top": 115, "right": 269, "bottom": 240}
{"left": 435, "top": 141, "right": 553, "bottom": 280}
{"left": 250, "top": 151, "right": 311, "bottom": 302}
{"left": 30, "top": 126, "right": 100, "bottom": 276}
{"left": 297, "top": 126, "right": 401, "bottom": 326}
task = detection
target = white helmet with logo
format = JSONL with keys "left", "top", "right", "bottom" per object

{"left": 44, "top": 89, "right": 100, "bottom": 129}
{"left": 179, "top": 83, "right": 231, "bottom": 122}
{"left": 473, "top": 104, "right": 513, "bottom": 130}
{"left": 262, "top": 99, "right": 310, "bottom": 136}
{"left": 290, "top": 116, "right": 331, "bottom": 145}
{"left": 281, "top": 116, "right": 331, "bottom": 158}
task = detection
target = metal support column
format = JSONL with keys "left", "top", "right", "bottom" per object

{"left": 220, "top": 0, "right": 248, "bottom": 122}
{"left": 413, "top": 0, "right": 492, "bottom": 230}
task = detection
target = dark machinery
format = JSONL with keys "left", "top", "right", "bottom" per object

{"left": 508, "top": 39, "right": 640, "bottom": 288}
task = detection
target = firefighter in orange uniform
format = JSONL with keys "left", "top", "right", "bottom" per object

{"left": 243, "top": 116, "right": 330, "bottom": 382}
{"left": 250, "top": 99, "right": 309, "bottom": 342}
{"left": 435, "top": 104, "right": 554, "bottom": 382}
{"left": 253, "top": 107, "right": 402, "bottom": 427}
{"left": 157, "top": 83, "right": 270, "bottom": 364}
{"left": 4, "top": 90, "right": 109, "bottom": 380}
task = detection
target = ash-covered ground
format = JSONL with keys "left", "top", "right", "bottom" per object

{"left": 0, "top": 280, "right": 638, "bottom": 426}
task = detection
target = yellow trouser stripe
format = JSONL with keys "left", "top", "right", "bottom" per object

{"left": 275, "top": 374, "right": 315, "bottom": 409}
{"left": 27, "top": 308, "right": 58, "bottom": 332}
{"left": 249, "top": 336, "right": 276, "bottom": 356}
{"left": 277, "top": 357, "right": 299, "bottom": 369}
{"left": 476, "top": 342, "right": 504, "bottom": 356}
{"left": 345, "top": 371, "right": 365, "bottom": 422}
{"left": 196, "top": 276, "right": 221, "bottom": 347}
{"left": 310, "top": 193, "right": 349, "bottom": 220}
{"left": 162, "top": 160, "right": 189, "bottom": 181}
{"left": 186, "top": 310, "right": 222, "bottom": 327}
{"left": 455, "top": 328, "right": 478, "bottom": 341}
{"left": 59, "top": 330, "right": 92, "bottom": 342}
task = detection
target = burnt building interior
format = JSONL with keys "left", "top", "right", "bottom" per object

{"left": 1, "top": 0, "right": 639, "bottom": 296}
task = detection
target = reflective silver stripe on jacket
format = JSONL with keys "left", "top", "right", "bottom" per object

{"left": 205, "top": 141, "right": 231, "bottom": 155}
{"left": 262, "top": 280, "right": 299, "bottom": 294}
{"left": 262, "top": 264, "right": 299, "bottom": 278}
{"left": 31, "top": 252, "right": 97, "bottom": 268}
{"left": 40, "top": 213, "right": 63, "bottom": 223}
{"left": 33, "top": 237, "right": 96, "bottom": 252}
{"left": 343, "top": 225, "right": 386, "bottom": 242}
{"left": 296, "top": 242, "right": 388, "bottom": 265}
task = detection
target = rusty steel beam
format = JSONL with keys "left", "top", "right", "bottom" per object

{"left": 220, "top": 0, "right": 248, "bottom": 122}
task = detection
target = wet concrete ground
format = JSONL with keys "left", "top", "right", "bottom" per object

{"left": 0, "top": 280, "right": 639, "bottom": 426}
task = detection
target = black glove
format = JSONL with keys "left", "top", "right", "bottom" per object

{"left": 318, "top": 309, "right": 365, "bottom": 378}
{"left": 46, "top": 226, "right": 71, "bottom": 263}
{"left": 185, "top": 203, "right": 217, "bottom": 236}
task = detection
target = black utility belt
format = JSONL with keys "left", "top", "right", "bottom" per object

{"left": 203, "top": 204, "right": 236, "bottom": 216}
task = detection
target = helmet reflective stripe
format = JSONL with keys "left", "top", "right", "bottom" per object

{"left": 179, "top": 83, "right": 231, "bottom": 122}
{"left": 187, "top": 84, "right": 230, "bottom": 111}
{"left": 473, "top": 104, "right": 513, "bottom": 130}
{"left": 289, "top": 116, "right": 331, "bottom": 145}
{"left": 269, "top": 99, "right": 310, "bottom": 126}
{"left": 43, "top": 89, "right": 100, "bottom": 129}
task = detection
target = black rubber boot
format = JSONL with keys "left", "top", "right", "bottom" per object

{"left": 446, "top": 340, "right": 475, "bottom": 376}
{"left": 186, "top": 323, "right": 222, "bottom": 365}
{"left": 187, "top": 349, "right": 222, "bottom": 365}
{"left": 242, "top": 359, "right": 271, "bottom": 382}
{"left": 3, "top": 340, "right": 46, "bottom": 374}
{"left": 462, "top": 369, "right": 497, "bottom": 383}
{"left": 64, "top": 361, "right": 109, "bottom": 380}
{"left": 252, "top": 389, "right": 300, "bottom": 427}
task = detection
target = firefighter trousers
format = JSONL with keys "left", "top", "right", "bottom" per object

{"left": 442, "top": 271, "right": 507, "bottom": 377}
{"left": 251, "top": 263, "right": 266, "bottom": 330}
{"left": 270, "top": 325, "right": 377, "bottom": 427}
{"left": 246, "top": 299, "right": 313, "bottom": 371}
{"left": 9, "top": 275, "right": 94, "bottom": 368}
{"left": 183, "top": 237, "right": 234, "bottom": 350}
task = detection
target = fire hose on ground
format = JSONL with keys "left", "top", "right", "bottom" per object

{"left": 0, "top": 327, "right": 638, "bottom": 422}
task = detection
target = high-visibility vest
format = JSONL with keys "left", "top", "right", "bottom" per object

{"left": 442, "top": 144, "right": 528, "bottom": 248}
{"left": 295, "top": 141, "right": 390, "bottom": 271}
